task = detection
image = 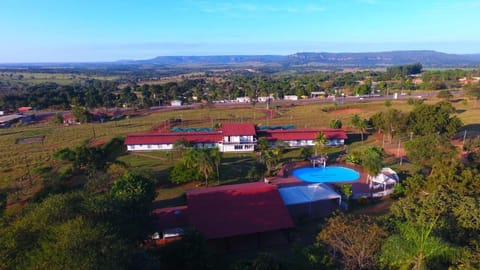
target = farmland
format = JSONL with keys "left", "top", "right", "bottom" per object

{"left": 1, "top": 94, "right": 478, "bottom": 204}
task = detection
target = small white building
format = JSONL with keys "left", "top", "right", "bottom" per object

{"left": 171, "top": 100, "right": 182, "bottom": 106}
{"left": 235, "top": 97, "right": 251, "bottom": 103}
{"left": 257, "top": 94, "right": 274, "bottom": 103}
{"left": 283, "top": 95, "right": 298, "bottom": 101}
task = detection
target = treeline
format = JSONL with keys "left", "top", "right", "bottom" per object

{"left": 2, "top": 66, "right": 480, "bottom": 111}
{"left": 386, "top": 62, "right": 423, "bottom": 76}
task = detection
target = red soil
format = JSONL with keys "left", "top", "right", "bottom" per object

{"left": 331, "top": 108, "right": 364, "bottom": 114}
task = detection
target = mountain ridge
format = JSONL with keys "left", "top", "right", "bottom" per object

{"left": 116, "top": 50, "right": 480, "bottom": 67}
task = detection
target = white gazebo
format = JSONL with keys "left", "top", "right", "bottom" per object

{"left": 367, "top": 167, "right": 399, "bottom": 192}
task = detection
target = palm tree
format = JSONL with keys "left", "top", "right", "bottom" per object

{"left": 262, "top": 148, "right": 281, "bottom": 176}
{"left": 196, "top": 149, "right": 214, "bottom": 187}
{"left": 209, "top": 148, "right": 222, "bottom": 184}
{"left": 183, "top": 148, "right": 214, "bottom": 186}
{"left": 380, "top": 218, "right": 459, "bottom": 270}
{"left": 351, "top": 114, "right": 368, "bottom": 142}
{"left": 357, "top": 119, "right": 368, "bottom": 142}
{"left": 314, "top": 131, "right": 327, "bottom": 156}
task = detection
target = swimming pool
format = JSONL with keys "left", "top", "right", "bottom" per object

{"left": 293, "top": 166, "right": 360, "bottom": 183}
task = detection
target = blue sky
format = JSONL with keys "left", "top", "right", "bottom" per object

{"left": 1, "top": 0, "right": 480, "bottom": 62}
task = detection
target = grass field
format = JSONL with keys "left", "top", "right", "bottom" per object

{"left": 0, "top": 72, "right": 119, "bottom": 85}
{"left": 1, "top": 96, "right": 479, "bottom": 205}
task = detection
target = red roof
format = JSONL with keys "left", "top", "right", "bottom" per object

{"left": 220, "top": 123, "right": 256, "bottom": 136}
{"left": 125, "top": 131, "right": 222, "bottom": 145}
{"left": 18, "top": 106, "right": 32, "bottom": 112}
{"left": 258, "top": 128, "right": 347, "bottom": 141}
{"left": 151, "top": 206, "right": 189, "bottom": 231}
{"left": 186, "top": 182, "right": 294, "bottom": 239}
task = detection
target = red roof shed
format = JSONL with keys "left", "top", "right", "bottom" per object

{"left": 186, "top": 182, "right": 294, "bottom": 239}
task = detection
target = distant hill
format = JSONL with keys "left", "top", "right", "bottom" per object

{"left": 120, "top": 50, "right": 480, "bottom": 68}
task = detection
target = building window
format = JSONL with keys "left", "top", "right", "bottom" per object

{"left": 234, "top": 145, "right": 244, "bottom": 150}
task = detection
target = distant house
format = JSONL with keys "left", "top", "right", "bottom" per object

{"left": 62, "top": 113, "right": 80, "bottom": 125}
{"left": 283, "top": 95, "right": 298, "bottom": 101}
{"left": 170, "top": 100, "right": 182, "bottom": 106}
{"left": 257, "top": 94, "right": 274, "bottom": 103}
{"left": 18, "top": 107, "right": 33, "bottom": 113}
{"left": 235, "top": 97, "right": 251, "bottom": 103}
{"left": 459, "top": 77, "right": 480, "bottom": 85}
{"left": 310, "top": 91, "right": 326, "bottom": 99}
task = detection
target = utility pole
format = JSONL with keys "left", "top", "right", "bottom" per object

{"left": 397, "top": 141, "right": 402, "bottom": 166}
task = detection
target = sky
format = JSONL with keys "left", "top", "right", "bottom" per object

{"left": 1, "top": 0, "right": 480, "bottom": 62}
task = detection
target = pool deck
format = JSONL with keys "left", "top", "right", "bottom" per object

{"left": 266, "top": 161, "right": 390, "bottom": 198}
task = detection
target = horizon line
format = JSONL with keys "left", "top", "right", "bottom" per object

{"left": 1, "top": 49, "right": 479, "bottom": 65}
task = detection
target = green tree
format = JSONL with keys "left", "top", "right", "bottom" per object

{"left": 361, "top": 146, "right": 384, "bottom": 179}
{"left": 0, "top": 191, "right": 6, "bottom": 216}
{"left": 407, "top": 102, "right": 463, "bottom": 138}
{"left": 318, "top": 213, "right": 386, "bottom": 270}
{"left": 52, "top": 113, "right": 64, "bottom": 124}
{"left": 169, "top": 161, "right": 202, "bottom": 184}
{"left": 381, "top": 218, "right": 459, "bottom": 270}
{"left": 173, "top": 137, "right": 191, "bottom": 157}
{"left": 329, "top": 119, "right": 342, "bottom": 129}
{"left": 404, "top": 134, "right": 457, "bottom": 175}
{"left": 257, "top": 137, "right": 269, "bottom": 151}
{"left": 437, "top": 90, "right": 453, "bottom": 100}
{"left": 0, "top": 192, "right": 134, "bottom": 270}
{"left": 464, "top": 82, "right": 480, "bottom": 107}
{"left": 71, "top": 106, "right": 92, "bottom": 123}
{"left": 384, "top": 99, "right": 392, "bottom": 107}
{"left": 300, "top": 147, "right": 313, "bottom": 160}
{"left": 261, "top": 148, "right": 281, "bottom": 176}
{"left": 351, "top": 114, "right": 368, "bottom": 142}
{"left": 183, "top": 148, "right": 214, "bottom": 186}
{"left": 209, "top": 147, "right": 222, "bottom": 184}
{"left": 21, "top": 217, "right": 128, "bottom": 270}
{"left": 314, "top": 131, "right": 327, "bottom": 156}
{"left": 159, "top": 229, "right": 210, "bottom": 270}
{"left": 110, "top": 172, "right": 156, "bottom": 240}
{"left": 252, "top": 253, "right": 280, "bottom": 270}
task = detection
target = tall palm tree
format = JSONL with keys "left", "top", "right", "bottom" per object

{"left": 351, "top": 114, "right": 368, "bottom": 142}
{"left": 314, "top": 131, "right": 327, "bottom": 156}
{"left": 209, "top": 148, "right": 222, "bottom": 184}
{"left": 381, "top": 218, "right": 459, "bottom": 270}
{"left": 183, "top": 148, "right": 214, "bottom": 186}
{"left": 196, "top": 149, "right": 214, "bottom": 187}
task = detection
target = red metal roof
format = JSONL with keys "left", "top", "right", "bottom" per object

{"left": 220, "top": 123, "right": 256, "bottom": 136}
{"left": 258, "top": 128, "right": 347, "bottom": 141}
{"left": 186, "top": 182, "right": 294, "bottom": 239}
{"left": 124, "top": 131, "right": 222, "bottom": 145}
{"left": 151, "top": 206, "right": 189, "bottom": 232}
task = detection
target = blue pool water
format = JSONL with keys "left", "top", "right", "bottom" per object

{"left": 293, "top": 166, "right": 360, "bottom": 183}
